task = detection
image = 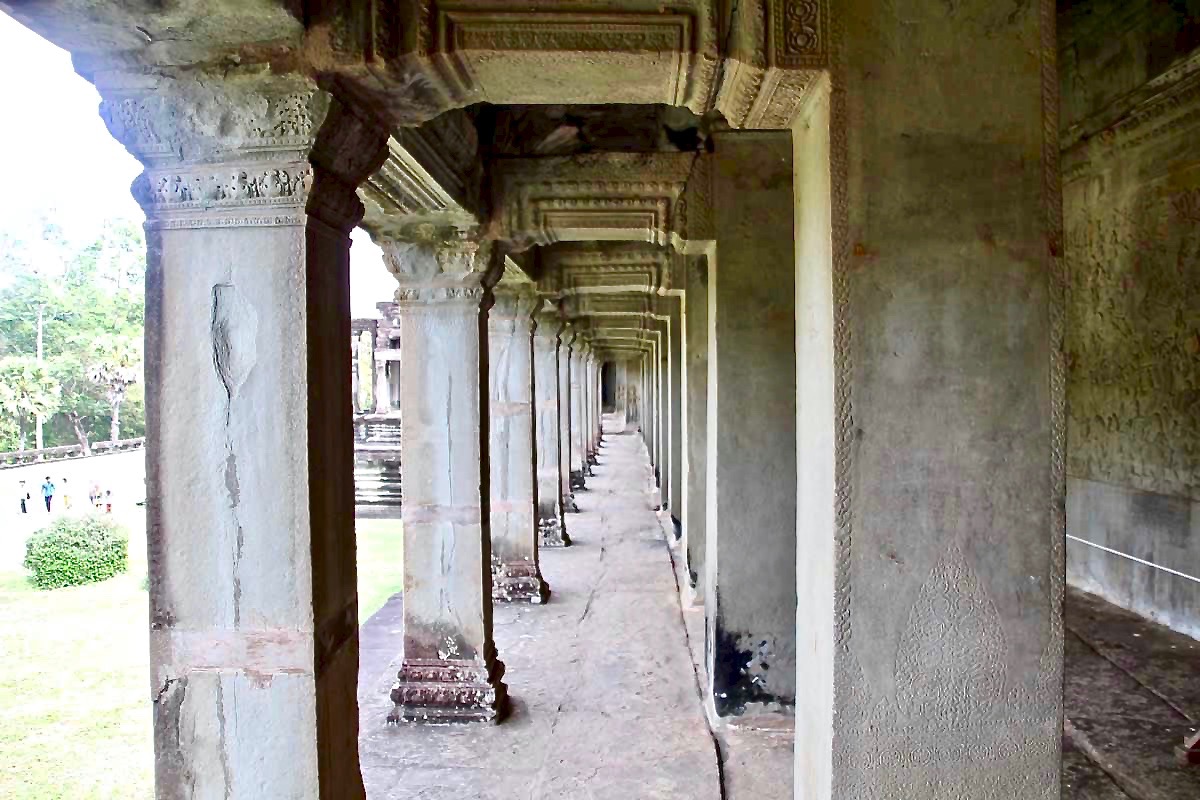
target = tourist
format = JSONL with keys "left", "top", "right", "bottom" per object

{"left": 61, "top": 477, "right": 72, "bottom": 510}
{"left": 89, "top": 482, "right": 100, "bottom": 507}
{"left": 41, "top": 476, "right": 55, "bottom": 513}
{"left": 104, "top": 489, "right": 113, "bottom": 514}
{"left": 18, "top": 480, "right": 29, "bottom": 514}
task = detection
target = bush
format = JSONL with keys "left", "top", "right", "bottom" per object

{"left": 23, "top": 515, "right": 129, "bottom": 590}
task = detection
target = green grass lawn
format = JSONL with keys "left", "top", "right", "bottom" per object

{"left": 0, "top": 514, "right": 403, "bottom": 799}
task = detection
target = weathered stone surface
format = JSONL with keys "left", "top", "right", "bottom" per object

{"left": 488, "top": 281, "right": 550, "bottom": 605}
{"left": 357, "top": 417, "right": 722, "bottom": 798}
{"left": 684, "top": 255, "right": 708, "bottom": 599}
{"left": 704, "top": 130, "right": 798, "bottom": 723}
{"left": 112, "top": 72, "right": 387, "bottom": 800}
{"left": 533, "top": 301, "right": 570, "bottom": 548}
{"left": 382, "top": 235, "right": 508, "bottom": 724}
{"left": 793, "top": 1, "right": 1066, "bottom": 796}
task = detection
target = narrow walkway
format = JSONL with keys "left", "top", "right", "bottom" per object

{"left": 357, "top": 416, "right": 723, "bottom": 799}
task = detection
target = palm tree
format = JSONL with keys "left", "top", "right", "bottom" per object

{"left": 87, "top": 334, "right": 142, "bottom": 443}
{"left": 0, "top": 357, "right": 61, "bottom": 451}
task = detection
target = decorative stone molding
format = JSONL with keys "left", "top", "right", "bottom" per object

{"left": 312, "top": 0, "right": 823, "bottom": 130}
{"left": 98, "top": 73, "right": 328, "bottom": 165}
{"left": 99, "top": 73, "right": 387, "bottom": 233}
{"left": 358, "top": 115, "right": 483, "bottom": 240}
{"left": 382, "top": 230, "right": 495, "bottom": 305}
{"left": 389, "top": 656, "right": 508, "bottom": 723}
{"left": 492, "top": 152, "right": 693, "bottom": 248}
{"left": 542, "top": 242, "right": 675, "bottom": 297}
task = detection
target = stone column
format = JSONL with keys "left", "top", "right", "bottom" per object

{"left": 794, "top": 4, "right": 1064, "bottom": 795}
{"left": 704, "top": 130, "right": 798, "bottom": 720}
{"left": 650, "top": 331, "right": 663, "bottom": 495}
{"left": 667, "top": 300, "right": 684, "bottom": 531}
{"left": 373, "top": 355, "right": 389, "bottom": 413}
{"left": 558, "top": 323, "right": 579, "bottom": 513}
{"left": 568, "top": 334, "right": 587, "bottom": 491}
{"left": 592, "top": 355, "right": 603, "bottom": 450}
{"left": 533, "top": 302, "right": 570, "bottom": 547}
{"left": 488, "top": 283, "right": 549, "bottom": 604}
{"left": 351, "top": 335, "right": 362, "bottom": 414}
{"left": 619, "top": 357, "right": 628, "bottom": 419}
{"left": 99, "top": 74, "right": 387, "bottom": 798}
{"left": 381, "top": 233, "right": 507, "bottom": 723}
{"left": 585, "top": 347, "right": 599, "bottom": 467}
{"left": 685, "top": 257, "right": 709, "bottom": 597}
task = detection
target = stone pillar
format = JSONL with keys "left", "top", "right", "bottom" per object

{"left": 373, "top": 355, "right": 389, "bottom": 414}
{"left": 685, "top": 257, "right": 709, "bottom": 596}
{"left": 99, "top": 73, "right": 387, "bottom": 798}
{"left": 704, "top": 130, "right": 797, "bottom": 720}
{"left": 533, "top": 302, "right": 570, "bottom": 547}
{"left": 586, "top": 348, "right": 600, "bottom": 465}
{"left": 488, "top": 283, "right": 549, "bottom": 604}
{"left": 614, "top": 359, "right": 628, "bottom": 421}
{"left": 568, "top": 334, "right": 587, "bottom": 491}
{"left": 650, "top": 331, "right": 663, "bottom": 494}
{"left": 794, "top": 4, "right": 1064, "bottom": 795}
{"left": 351, "top": 335, "right": 362, "bottom": 413}
{"left": 558, "top": 323, "right": 579, "bottom": 513}
{"left": 667, "top": 300, "right": 684, "bottom": 531}
{"left": 381, "top": 233, "right": 507, "bottom": 723}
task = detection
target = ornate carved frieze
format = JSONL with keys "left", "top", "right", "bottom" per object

{"left": 98, "top": 74, "right": 328, "bottom": 165}
{"left": 98, "top": 75, "right": 387, "bottom": 232}
{"left": 382, "top": 231, "right": 495, "bottom": 305}
{"left": 315, "top": 0, "right": 820, "bottom": 130}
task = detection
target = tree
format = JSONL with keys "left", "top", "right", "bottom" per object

{"left": 49, "top": 355, "right": 105, "bottom": 453}
{"left": 0, "top": 357, "right": 61, "bottom": 450}
{"left": 87, "top": 334, "right": 141, "bottom": 442}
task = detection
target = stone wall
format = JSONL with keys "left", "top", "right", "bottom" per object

{"left": 1061, "top": 0, "right": 1200, "bottom": 638}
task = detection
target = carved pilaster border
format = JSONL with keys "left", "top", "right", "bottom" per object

{"left": 1040, "top": 0, "right": 1068, "bottom": 698}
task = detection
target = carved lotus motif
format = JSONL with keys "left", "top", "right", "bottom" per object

{"left": 894, "top": 545, "right": 1006, "bottom": 726}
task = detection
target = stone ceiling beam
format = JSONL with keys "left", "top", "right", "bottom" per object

{"left": 3, "top": 2, "right": 830, "bottom": 131}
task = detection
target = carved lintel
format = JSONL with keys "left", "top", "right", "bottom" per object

{"left": 389, "top": 657, "right": 508, "bottom": 724}
{"left": 492, "top": 153, "right": 692, "bottom": 248}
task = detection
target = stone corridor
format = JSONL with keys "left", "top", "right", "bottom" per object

{"left": 357, "top": 416, "right": 723, "bottom": 799}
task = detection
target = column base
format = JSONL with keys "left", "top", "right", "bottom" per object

{"left": 539, "top": 516, "right": 572, "bottom": 547}
{"left": 388, "top": 655, "right": 508, "bottom": 724}
{"left": 492, "top": 561, "right": 550, "bottom": 604}
{"left": 570, "top": 470, "right": 587, "bottom": 491}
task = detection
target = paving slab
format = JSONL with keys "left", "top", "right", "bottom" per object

{"left": 357, "top": 418, "right": 722, "bottom": 799}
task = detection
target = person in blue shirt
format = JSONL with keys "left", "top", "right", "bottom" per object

{"left": 41, "top": 476, "right": 55, "bottom": 513}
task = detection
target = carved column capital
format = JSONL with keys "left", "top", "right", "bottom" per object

{"left": 381, "top": 229, "right": 494, "bottom": 306}
{"left": 98, "top": 71, "right": 386, "bottom": 233}
{"left": 533, "top": 299, "right": 565, "bottom": 341}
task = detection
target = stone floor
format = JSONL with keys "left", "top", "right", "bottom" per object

{"left": 356, "top": 418, "right": 1200, "bottom": 799}
{"left": 357, "top": 416, "right": 723, "bottom": 799}
{"left": 1063, "top": 587, "right": 1200, "bottom": 799}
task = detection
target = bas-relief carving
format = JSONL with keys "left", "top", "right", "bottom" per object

{"left": 1065, "top": 179, "right": 1200, "bottom": 500}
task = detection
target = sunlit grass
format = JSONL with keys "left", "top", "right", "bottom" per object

{"left": 0, "top": 513, "right": 403, "bottom": 799}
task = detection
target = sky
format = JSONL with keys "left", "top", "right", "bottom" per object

{"left": 0, "top": 12, "right": 394, "bottom": 318}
